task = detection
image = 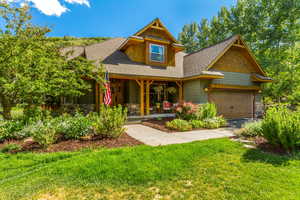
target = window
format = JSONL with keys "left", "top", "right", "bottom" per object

{"left": 149, "top": 44, "right": 165, "bottom": 63}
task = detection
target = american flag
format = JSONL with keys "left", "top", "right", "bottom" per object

{"left": 104, "top": 72, "right": 112, "bottom": 105}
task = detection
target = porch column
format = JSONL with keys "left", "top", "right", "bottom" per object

{"left": 176, "top": 81, "right": 183, "bottom": 103}
{"left": 95, "top": 82, "right": 99, "bottom": 112}
{"left": 146, "top": 80, "right": 154, "bottom": 115}
{"left": 99, "top": 87, "right": 103, "bottom": 108}
{"left": 136, "top": 80, "right": 145, "bottom": 116}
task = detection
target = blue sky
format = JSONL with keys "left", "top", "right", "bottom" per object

{"left": 14, "top": 0, "right": 236, "bottom": 38}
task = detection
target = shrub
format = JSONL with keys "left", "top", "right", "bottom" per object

{"left": 175, "top": 102, "right": 198, "bottom": 120}
{"left": 166, "top": 119, "right": 192, "bottom": 131}
{"left": 92, "top": 105, "right": 127, "bottom": 138}
{"left": 0, "top": 120, "right": 28, "bottom": 142}
{"left": 261, "top": 106, "right": 300, "bottom": 152}
{"left": 197, "top": 103, "right": 217, "bottom": 120}
{"left": 239, "top": 121, "right": 263, "bottom": 137}
{"left": 202, "top": 116, "right": 227, "bottom": 129}
{"left": 203, "top": 118, "right": 220, "bottom": 129}
{"left": 22, "top": 106, "right": 51, "bottom": 124}
{"left": 30, "top": 121, "right": 57, "bottom": 147}
{"left": 54, "top": 113, "right": 93, "bottom": 139}
{"left": 189, "top": 120, "right": 204, "bottom": 129}
{"left": 0, "top": 143, "right": 22, "bottom": 153}
{"left": 215, "top": 116, "right": 227, "bottom": 127}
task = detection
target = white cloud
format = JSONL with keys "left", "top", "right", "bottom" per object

{"left": 29, "top": 0, "right": 68, "bottom": 16}
{"left": 65, "top": 0, "right": 90, "bottom": 7}
{"left": 6, "top": 0, "right": 90, "bottom": 16}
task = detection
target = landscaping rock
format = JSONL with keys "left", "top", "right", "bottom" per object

{"left": 23, "top": 137, "right": 35, "bottom": 145}
{"left": 243, "top": 144, "right": 256, "bottom": 149}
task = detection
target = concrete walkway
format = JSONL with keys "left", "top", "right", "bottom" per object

{"left": 125, "top": 124, "right": 235, "bottom": 146}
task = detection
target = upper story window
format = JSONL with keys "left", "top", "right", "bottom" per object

{"left": 150, "top": 44, "right": 165, "bottom": 63}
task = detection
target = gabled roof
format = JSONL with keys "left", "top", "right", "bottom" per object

{"left": 64, "top": 34, "right": 269, "bottom": 81}
{"left": 183, "top": 35, "right": 238, "bottom": 78}
{"left": 133, "top": 18, "right": 178, "bottom": 43}
{"left": 183, "top": 35, "right": 267, "bottom": 78}
{"left": 84, "top": 37, "right": 187, "bottom": 78}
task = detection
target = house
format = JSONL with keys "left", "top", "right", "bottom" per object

{"left": 62, "top": 18, "right": 272, "bottom": 119}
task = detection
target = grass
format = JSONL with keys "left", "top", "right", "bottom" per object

{"left": 0, "top": 139, "right": 300, "bottom": 200}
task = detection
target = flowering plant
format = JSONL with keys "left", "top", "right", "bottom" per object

{"left": 175, "top": 102, "right": 198, "bottom": 120}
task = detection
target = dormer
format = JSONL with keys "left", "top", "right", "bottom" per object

{"left": 119, "top": 18, "right": 184, "bottom": 66}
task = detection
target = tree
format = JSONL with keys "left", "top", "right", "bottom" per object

{"left": 0, "top": 2, "right": 105, "bottom": 119}
{"left": 178, "top": 22, "right": 199, "bottom": 53}
{"left": 178, "top": 0, "right": 300, "bottom": 105}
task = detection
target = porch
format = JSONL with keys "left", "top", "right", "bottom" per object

{"left": 97, "top": 77, "right": 184, "bottom": 116}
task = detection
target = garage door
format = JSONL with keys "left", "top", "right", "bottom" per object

{"left": 208, "top": 90, "right": 254, "bottom": 119}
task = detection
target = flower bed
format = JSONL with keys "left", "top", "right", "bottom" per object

{"left": 0, "top": 105, "right": 139, "bottom": 153}
{"left": 142, "top": 103, "right": 227, "bottom": 132}
{"left": 0, "top": 133, "right": 142, "bottom": 153}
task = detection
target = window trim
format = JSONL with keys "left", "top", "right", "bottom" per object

{"left": 149, "top": 43, "right": 165, "bottom": 63}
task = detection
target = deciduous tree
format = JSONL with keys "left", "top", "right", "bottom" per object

{"left": 0, "top": 2, "right": 104, "bottom": 119}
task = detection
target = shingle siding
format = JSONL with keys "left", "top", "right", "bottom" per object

{"left": 184, "top": 80, "right": 209, "bottom": 104}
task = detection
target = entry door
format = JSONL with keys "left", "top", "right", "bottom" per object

{"left": 110, "top": 79, "right": 124, "bottom": 106}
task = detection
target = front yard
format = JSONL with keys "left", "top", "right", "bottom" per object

{"left": 1, "top": 138, "right": 300, "bottom": 200}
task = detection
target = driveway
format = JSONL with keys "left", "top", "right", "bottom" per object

{"left": 125, "top": 124, "right": 235, "bottom": 146}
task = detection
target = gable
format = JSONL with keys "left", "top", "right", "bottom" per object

{"left": 134, "top": 18, "right": 177, "bottom": 43}
{"left": 211, "top": 46, "right": 262, "bottom": 74}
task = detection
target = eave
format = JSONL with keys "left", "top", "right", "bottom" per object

{"left": 209, "top": 84, "right": 261, "bottom": 91}
{"left": 251, "top": 74, "right": 273, "bottom": 83}
{"left": 119, "top": 36, "right": 144, "bottom": 51}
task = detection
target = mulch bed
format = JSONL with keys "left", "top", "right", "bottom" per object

{"left": 253, "top": 137, "right": 289, "bottom": 155}
{"left": 141, "top": 117, "right": 175, "bottom": 133}
{"left": 0, "top": 133, "right": 143, "bottom": 153}
{"left": 230, "top": 135, "right": 293, "bottom": 155}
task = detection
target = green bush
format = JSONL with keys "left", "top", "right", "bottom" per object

{"left": 240, "top": 121, "right": 263, "bottom": 137}
{"left": 92, "top": 105, "right": 127, "bottom": 138}
{"left": 261, "top": 106, "right": 300, "bottom": 152}
{"left": 189, "top": 120, "right": 204, "bottom": 129}
{"left": 203, "top": 118, "right": 220, "bottom": 129}
{"left": 0, "top": 143, "right": 22, "bottom": 153}
{"left": 166, "top": 119, "right": 192, "bottom": 131}
{"left": 22, "top": 106, "right": 51, "bottom": 124}
{"left": 0, "top": 120, "right": 28, "bottom": 142}
{"left": 202, "top": 117, "right": 226, "bottom": 129}
{"left": 30, "top": 121, "right": 57, "bottom": 147}
{"left": 54, "top": 113, "right": 93, "bottom": 139}
{"left": 197, "top": 103, "right": 217, "bottom": 120}
{"left": 215, "top": 116, "right": 227, "bottom": 127}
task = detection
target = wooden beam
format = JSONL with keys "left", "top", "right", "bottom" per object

{"left": 146, "top": 80, "right": 154, "bottom": 115}
{"left": 175, "top": 81, "right": 183, "bottom": 103}
{"left": 139, "top": 80, "right": 145, "bottom": 116}
{"left": 151, "top": 25, "right": 164, "bottom": 30}
{"left": 95, "top": 83, "right": 99, "bottom": 112}
{"left": 99, "top": 87, "right": 103, "bottom": 107}
{"left": 232, "top": 44, "right": 245, "bottom": 48}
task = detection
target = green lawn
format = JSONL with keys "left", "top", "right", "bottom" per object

{"left": 0, "top": 139, "right": 300, "bottom": 200}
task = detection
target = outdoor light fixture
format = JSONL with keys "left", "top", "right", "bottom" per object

{"left": 204, "top": 88, "right": 209, "bottom": 92}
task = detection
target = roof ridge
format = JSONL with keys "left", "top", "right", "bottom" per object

{"left": 85, "top": 37, "right": 126, "bottom": 48}
{"left": 184, "top": 35, "right": 238, "bottom": 57}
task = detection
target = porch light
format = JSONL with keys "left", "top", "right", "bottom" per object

{"left": 258, "top": 90, "right": 262, "bottom": 93}
{"left": 204, "top": 88, "right": 209, "bottom": 92}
